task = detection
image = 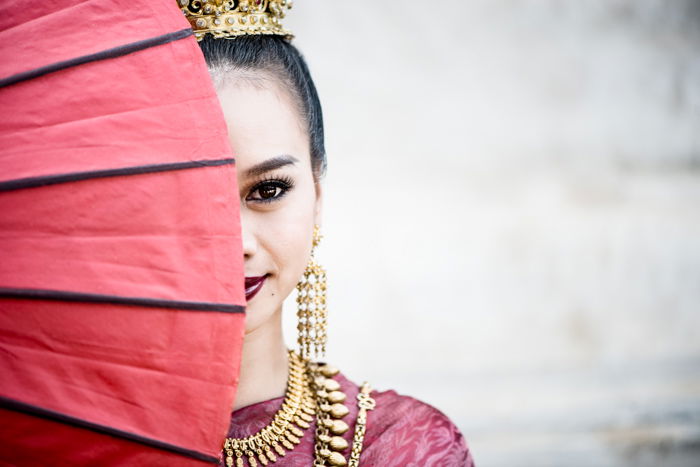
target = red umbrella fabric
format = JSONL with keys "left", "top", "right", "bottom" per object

{"left": 0, "top": 0, "right": 245, "bottom": 464}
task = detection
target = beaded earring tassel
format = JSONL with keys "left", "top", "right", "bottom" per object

{"left": 296, "top": 225, "right": 327, "bottom": 360}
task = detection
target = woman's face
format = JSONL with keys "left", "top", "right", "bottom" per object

{"left": 216, "top": 73, "right": 321, "bottom": 334}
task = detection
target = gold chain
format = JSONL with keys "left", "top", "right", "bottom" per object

{"left": 347, "top": 382, "right": 376, "bottom": 467}
{"left": 224, "top": 350, "right": 315, "bottom": 467}
{"left": 309, "top": 362, "right": 351, "bottom": 466}
{"left": 224, "top": 351, "right": 371, "bottom": 467}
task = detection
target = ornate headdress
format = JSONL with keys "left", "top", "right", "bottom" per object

{"left": 178, "top": 0, "right": 293, "bottom": 41}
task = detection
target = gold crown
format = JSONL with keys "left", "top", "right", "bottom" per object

{"left": 178, "top": 0, "right": 293, "bottom": 41}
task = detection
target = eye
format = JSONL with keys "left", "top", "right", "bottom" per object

{"left": 246, "top": 177, "right": 294, "bottom": 204}
{"left": 256, "top": 184, "right": 282, "bottom": 200}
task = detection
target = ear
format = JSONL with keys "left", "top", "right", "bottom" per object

{"left": 313, "top": 181, "right": 323, "bottom": 227}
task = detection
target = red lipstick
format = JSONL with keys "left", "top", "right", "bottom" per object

{"left": 245, "top": 275, "right": 267, "bottom": 302}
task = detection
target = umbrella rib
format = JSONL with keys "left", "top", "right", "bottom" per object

{"left": 0, "top": 158, "right": 235, "bottom": 192}
{"left": 0, "top": 28, "right": 194, "bottom": 88}
{"left": 0, "top": 396, "right": 220, "bottom": 463}
{"left": 0, "top": 287, "right": 245, "bottom": 313}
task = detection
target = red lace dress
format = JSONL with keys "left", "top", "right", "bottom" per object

{"left": 222, "top": 372, "right": 475, "bottom": 466}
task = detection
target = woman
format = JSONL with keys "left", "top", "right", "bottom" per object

{"left": 181, "top": 1, "right": 475, "bottom": 465}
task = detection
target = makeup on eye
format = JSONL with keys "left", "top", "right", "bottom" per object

{"left": 245, "top": 174, "right": 295, "bottom": 203}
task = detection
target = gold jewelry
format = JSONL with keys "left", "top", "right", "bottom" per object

{"left": 177, "top": 0, "right": 293, "bottom": 42}
{"left": 309, "top": 362, "right": 350, "bottom": 467}
{"left": 296, "top": 225, "right": 327, "bottom": 360}
{"left": 223, "top": 351, "right": 352, "bottom": 467}
{"left": 347, "top": 382, "right": 376, "bottom": 467}
{"left": 223, "top": 350, "right": 314, "bottom": 467}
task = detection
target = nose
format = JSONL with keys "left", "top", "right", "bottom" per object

{"left": 241, "top": 212, "right": 257, "bottom": 260}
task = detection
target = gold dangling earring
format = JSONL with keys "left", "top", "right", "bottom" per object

{"left": 296, "top": 224, "right": 327, "bottom": 360}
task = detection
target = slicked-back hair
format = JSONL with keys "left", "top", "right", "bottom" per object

{"left": 199, "top": 36, "right": 326, "bottom": 179}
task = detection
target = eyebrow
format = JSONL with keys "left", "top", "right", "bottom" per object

{"left": 244, "top": 155, "right": 299, "bottom": 178}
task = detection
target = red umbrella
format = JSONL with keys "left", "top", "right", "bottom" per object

{"left": 0, "top": 0, "right": 245, "bottom": 465}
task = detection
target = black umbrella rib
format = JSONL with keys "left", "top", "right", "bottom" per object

{"left": 0, "top": 28, "right": 193, "bottom": 88}
{"left": 0, "top": 396, "right": 220, "bottom": 463}
{"left": 0, "top": 158, "right": 235, "bottom": 192}
{"left": 0, "top": 287, "right": 245, "bottom": 313}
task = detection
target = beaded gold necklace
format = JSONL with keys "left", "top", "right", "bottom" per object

{"left": 223, "top": 350, "right": 351, "bottom": 467}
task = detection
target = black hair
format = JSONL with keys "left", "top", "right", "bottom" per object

{"left": 199, "top": 36, "right": 326, "bottom": 179}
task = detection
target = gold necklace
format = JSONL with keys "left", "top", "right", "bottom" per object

{"left": 224, "top": 350, "right": 315, "bottom": 467}
{"left": 223, "top": 350, "right": 353, "bottom": 467}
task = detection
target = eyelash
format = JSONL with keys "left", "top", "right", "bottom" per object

{"left": 246, "top": 175, "right": 295, "bottom": 204}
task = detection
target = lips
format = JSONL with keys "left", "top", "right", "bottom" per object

{"left": 245, "top": 275, "right": 267, "bottom": 302}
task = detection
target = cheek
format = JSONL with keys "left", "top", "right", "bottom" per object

{"left": 260, "top": 187, "right": 317, "bottom": 285}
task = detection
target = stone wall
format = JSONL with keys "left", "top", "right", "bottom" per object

{"left": 283, "top": 1, "right": 700, "bottom": 465}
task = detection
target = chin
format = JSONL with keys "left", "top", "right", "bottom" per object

{"left": 243, "top": 301, "right": 278, "bottom": 332}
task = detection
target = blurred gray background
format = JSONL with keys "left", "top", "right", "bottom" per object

{"left": 282, "top": 1, "right": 700, "bottom": 466}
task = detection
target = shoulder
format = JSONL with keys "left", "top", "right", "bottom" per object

{"left": 336, "top": 373, "right": 475, "bottom": 467}
{"left": 364, "top": 389, "right": 475, "bottom": 467}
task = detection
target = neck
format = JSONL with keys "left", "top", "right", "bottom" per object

{"left": 232, "top": 308, "right": 289, "bottom": 411}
